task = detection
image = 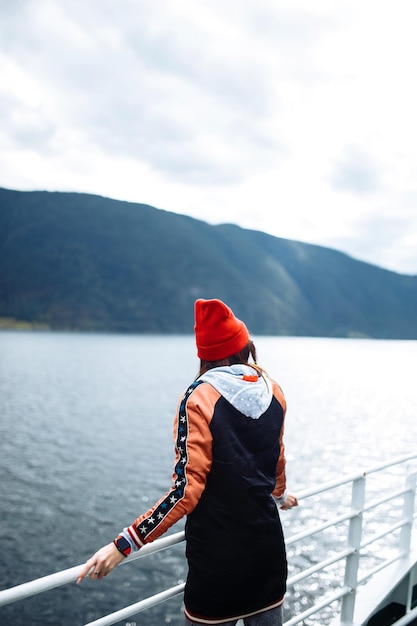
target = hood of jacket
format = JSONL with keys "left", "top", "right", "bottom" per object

{"left": 199, "top": 364, "right": 272, "bottom": 419}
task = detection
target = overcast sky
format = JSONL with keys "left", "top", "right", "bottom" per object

{"left": 1, "top": 0, "right": 417, "bottom": 275}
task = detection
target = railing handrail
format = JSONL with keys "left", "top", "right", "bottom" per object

{"left": 0, "top": 530, "right": 186, "bottom": 607}
{"left": 294, "top": 450, "right": 417, "bottom": 500}
{"left": 1, "top": 452, "right": 416, "bottom": 626}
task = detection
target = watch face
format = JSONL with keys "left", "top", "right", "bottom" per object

{"left": 115, "top": 536, "right": 132, "bottom": 556}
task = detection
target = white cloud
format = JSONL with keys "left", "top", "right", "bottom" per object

{"left": 328, "top": 146, "right": 381, "bottom": 194}
{"left": 1, "top": 0, "right": 417, "bottom": 274}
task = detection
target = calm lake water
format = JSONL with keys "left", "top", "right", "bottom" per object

{"left": 0, "top": 332, "right": 416, "bottom": 625}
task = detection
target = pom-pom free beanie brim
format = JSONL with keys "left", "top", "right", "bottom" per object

{"left": 194, "top": 298, "right": 250, "bottom": 361}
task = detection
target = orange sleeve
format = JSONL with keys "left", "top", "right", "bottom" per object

{"left": 125, "top": 382, "right": 219, "bottom": 548}
{"left": 271, "top": 381, "right": 287, "bottom": 499}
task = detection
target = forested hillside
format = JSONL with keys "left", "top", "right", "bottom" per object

{"left": 1, "top": 188, "right": 417, "bottom": 338}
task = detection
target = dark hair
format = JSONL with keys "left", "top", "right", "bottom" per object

{"left": 198, "top": 340, "right": 258, "bottom": 376}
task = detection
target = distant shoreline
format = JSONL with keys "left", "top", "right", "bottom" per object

{"left": 0, "top": 317, "right": 50, "bottom": 331}
{"left": 0, "top": 319, "right": 377, "bottom": 339}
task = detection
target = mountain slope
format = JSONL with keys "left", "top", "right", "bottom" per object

{"left": 1, "top": 188, "right": 416, "bottom": 338}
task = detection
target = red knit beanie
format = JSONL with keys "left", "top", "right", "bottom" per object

{"left": 194, "top": 299, "right": 250, "bottom": 361}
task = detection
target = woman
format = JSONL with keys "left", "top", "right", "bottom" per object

{"left": 78, "top": 298, "right": 298, "bottom": 625}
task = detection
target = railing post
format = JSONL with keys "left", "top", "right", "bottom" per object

{"left": 400, "top": 469, "right": 416, "bottom": 557}
{"left": 340, "top": 474, "right": 366, "bottom": 625}
{"left": 402, "top": 469, "right": 416, "bottom": 615}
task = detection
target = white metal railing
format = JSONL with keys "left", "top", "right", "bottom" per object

{"left": 283, "top": 453, "right": 417, "bottom": 626}
{"left": 1, "top": 452, "right": 416, "bottom": 626}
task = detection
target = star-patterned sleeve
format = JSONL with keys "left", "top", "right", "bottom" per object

{"left": 115, "top": 381, "right": 217, "bottom": 555}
